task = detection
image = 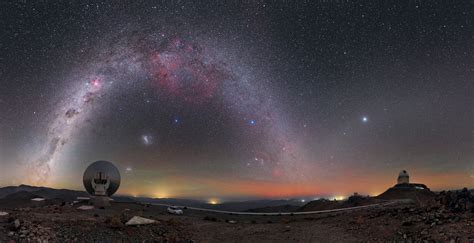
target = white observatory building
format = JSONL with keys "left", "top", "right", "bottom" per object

{"left": 377, "top": 170, "right": 432, "bottom": 200}
{"left": 397, "top": 170, "right": 409, "bottom": 184}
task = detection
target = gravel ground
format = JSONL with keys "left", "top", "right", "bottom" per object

{"left": 1, "top": 201, "right": 473, "bottom": 242}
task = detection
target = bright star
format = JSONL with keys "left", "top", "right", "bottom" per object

{"left": 249, "top": 119, "right": 256, "bottom": 125}
{"left": 173, "top": 117, "right": 180, "bottom": 124}
{"left": 141, "top": 134, "right": 153, "bottom": 146}
{"left": 362, "top": 116, "right": 368, "bottom": 123}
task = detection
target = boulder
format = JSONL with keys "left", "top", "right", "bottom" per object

{"left": 77, "top": 205, "right": 94, "bottom": 210}
{"left": 125, "top": 216, "right": 156, "bottom": 226}
{"left": 13, "top": 219, "right": 21, "bottom": 230}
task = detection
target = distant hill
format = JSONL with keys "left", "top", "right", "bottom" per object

{"left": 298, "top": 199, "right": 342, "bottom": 211}
{"left": 0, "top": 184, "right": 45, "bottom": 198}
{"left": 135, "top": 197, "right": 205, "bottom": 207}
{"left": 298, "top": 195, "right": 381, "bottom": 212}
{"left": 246, "top": 204, "right": 300, "bottom": 213}
{"left": 137, "top": 198, "right": 306, "bottom": 212}
{"left": 376, "top": 183, "right": 435, "bottom": 206}
{"left": 0, "top": 184, "right": 88, "bottom": 201}
{"left": 0, "top": 185, "right": 306, "bottom": 212}
{"left": 206, "top": 199, "right": 306, "bottom": 212}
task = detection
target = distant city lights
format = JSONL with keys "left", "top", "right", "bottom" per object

{"left": 208, "top": 198, "right": 220, "bottom": 205}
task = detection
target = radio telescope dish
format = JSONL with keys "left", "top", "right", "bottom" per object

{"left": 83, "top": 160, "right": 121, "bottom": 197}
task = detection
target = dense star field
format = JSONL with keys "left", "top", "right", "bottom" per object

{"left": 0, "top": 1, "right": 472, "bottom": 200}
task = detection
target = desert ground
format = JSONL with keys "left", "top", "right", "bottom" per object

{"left": 1, "top": 199, "right": 473, "bottom": 242}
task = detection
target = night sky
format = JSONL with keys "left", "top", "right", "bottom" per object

{"left": 1, "top": 1, "right": 473, "bottom": 201}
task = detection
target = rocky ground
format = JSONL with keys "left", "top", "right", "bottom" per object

{"left": 0, "top": 199, "right": 473, "bottom": 242}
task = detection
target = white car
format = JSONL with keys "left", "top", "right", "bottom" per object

{"left": 167, "top": 206, "right": 183, "bottom": 215}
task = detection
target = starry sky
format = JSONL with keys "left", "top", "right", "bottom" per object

{"left": 0, "top": 1, "right": 473, "bottom": 201}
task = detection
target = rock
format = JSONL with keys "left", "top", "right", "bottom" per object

{"left": 402, "top": 221, "right": 413, "bottom": 226}
{"left": 228, "top": 220, "right": 237, "bottom": 224}
{"left": 125, "top": 216, "right": 156, "bottom": 226}
{"left": 13, "top": 219, "right": 21, "bottom": 229}
{"left": 0, "top": 211, "right": 9, "bottom": 216}
{"left": 77, "top": 205, "right": 94, "bottom": 210}
{"left": 107, "top": 217, "right": 124, "bottom": 228}
{"left": 31, "top": 198, "right": 45, "bottom": 202}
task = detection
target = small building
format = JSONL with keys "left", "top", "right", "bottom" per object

{"left": 397, "top": 170, "right": 409, "bottom": 184}
{"left": 31, "top": 197, "right": 46, "bottom": 207}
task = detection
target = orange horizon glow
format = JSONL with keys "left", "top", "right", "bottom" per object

{"left": 32, "top": 168, "right": 474, "bottom": 201}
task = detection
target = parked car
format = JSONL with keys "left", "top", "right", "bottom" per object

{"left": 167, "top": 206, "right": 183, "bottom": 215}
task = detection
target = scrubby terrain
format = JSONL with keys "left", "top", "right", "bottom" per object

{"left": 0, "top": 197, "right": 473, "bottom": 242}
{"left": 1, "top": 186, "right": 474, "bottom": 242}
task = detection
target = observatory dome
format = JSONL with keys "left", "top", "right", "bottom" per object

{"left": 397, "top": 170, "right": 409, "bottom": 184}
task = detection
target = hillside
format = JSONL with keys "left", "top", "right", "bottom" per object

{"left": 298, "top": 195, "right": 381, "bottom": 212}
{"left": 376, "top": 184, "right": 435, "bottom": 206}
{"left": 0, "top": 185, "right": 305, "bottom": 212}
{"left": 246, "top": 204, "right": 300, "bottom": 213}
{"left": 0, "top": 185, "right": 88, "bottom": 201}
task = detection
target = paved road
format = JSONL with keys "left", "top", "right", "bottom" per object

{"left": 152, "top": 200, "right": 405, "bottom": 216}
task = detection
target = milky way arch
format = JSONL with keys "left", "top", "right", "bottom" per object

{"left": 26, "top": 29, "right": 311, "bottom": 185}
